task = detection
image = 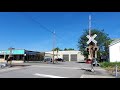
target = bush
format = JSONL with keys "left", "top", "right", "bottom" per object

{"left": 100, "top": 62, "right": 120, "bottom": 68}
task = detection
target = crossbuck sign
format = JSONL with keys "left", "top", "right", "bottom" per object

{"left": 86, "top": 34, "right": 97, "bottom": 44}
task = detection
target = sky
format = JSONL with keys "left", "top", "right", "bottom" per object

{"left": 0, "top": 12, "right": 120, "bottom": 52}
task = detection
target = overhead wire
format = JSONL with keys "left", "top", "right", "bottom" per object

{"left": 22, "top": 13, "right": 78, "bottom": 49}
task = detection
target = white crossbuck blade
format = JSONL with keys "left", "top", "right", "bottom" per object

{"left": 86, "top": 34, "right": 97, "bottom": 44}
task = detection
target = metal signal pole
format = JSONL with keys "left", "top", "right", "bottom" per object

{"left": 88, "top": 15, "right": 92, "bottom": 59}
{"left": 89, "top": 15, "right": 91, "bottom": 37}
{"left": 88, "top": 15, "right": 94, "bottom": 72}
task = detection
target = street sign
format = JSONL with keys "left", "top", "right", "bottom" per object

{"left": 86, "top": 34, "right": 97, "bottom": 44}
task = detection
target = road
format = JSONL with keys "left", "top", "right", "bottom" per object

{"left": 0, "top": 61, "right": 91, "bottom": 78}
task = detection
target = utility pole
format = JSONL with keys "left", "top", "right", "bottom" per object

{"left": 52, "top": 30, "right": 55, "bottom": 64}
{"left": 4, "top": 51, "right": 6, "bottom": 60}
{"left": 9, "top": 48, "right": 12, "bottom": 57}
{"left": 8, "top": 47, "right": 13, "bottom": 65}
{"left": 57, "top": 49, "right": 58, "bottom": 59}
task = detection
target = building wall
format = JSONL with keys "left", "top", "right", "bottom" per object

{"left": 77, "top": 52, "right": 85, "bottom": 62}
{"left": 45, "top": 51, "right": 85, "bottom": 62}
{"left": 0, "top": 49, "right": 44, "bottom": 62}
{"left": 0, "top": 58, "right": 5, "bottom": 62}
{"left": 0, "top": 49, "right": 25, "bottom": 55}
{"left": 109, "top": 42, "right": 120, "bottom": 62}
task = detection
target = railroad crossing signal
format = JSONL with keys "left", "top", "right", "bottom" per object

{"left": 94, "top": 46, "right": 99, "bottom": 51}
{"left": 86, "top": 46, "right": 99, "bottom": 52}
{"left": 86, "top": 34, "right": 97, "bottom": 44}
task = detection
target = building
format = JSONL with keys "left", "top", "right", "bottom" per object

{"left": 0, "top": 48, "right": 45, "bottom": 63}
{"left": 45, "top": 50, "right": 85, "bottom": 62}
{"left": 109, "top": 39, "right": 120, "bottom": 62}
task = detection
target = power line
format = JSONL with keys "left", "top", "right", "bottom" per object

{"left": 22, "top": 13, "right": 79, "bottom": 49}
{"left": 23, "top": 13, "right": 54, "bottom": 34}
{"left": 22, "top": 13, "right": 64, "bottom": 42}
{"left": 23, "top": 13, "right": 64, "bottom": 41}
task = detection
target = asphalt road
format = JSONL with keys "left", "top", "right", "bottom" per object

{"left": 0, "top": 61, "right": 91, "bottom": 78}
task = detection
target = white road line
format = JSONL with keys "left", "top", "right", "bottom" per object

{"left": 34, "top": 73, "right": 68, "bottom": 78}
{"left": 80, "top": 74, "right": 114, "bottom": 78}
{"left": 31, "top": 65, "right": 82, "bottom": 70}
{"left": 0, "top": 67, "right": 21, "bottom": 73}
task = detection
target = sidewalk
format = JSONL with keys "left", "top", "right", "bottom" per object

{"left": 80, "top": 66, "right": 115, "bottom": 78}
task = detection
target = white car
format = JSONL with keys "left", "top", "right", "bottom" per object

{"left": 0, "top": 62, "right": 7, "bottom": 69}
{"left": 44, "top": 56, "right": 52, "bottom": 62}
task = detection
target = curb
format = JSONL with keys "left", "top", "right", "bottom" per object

{"left": 80, "top": 74, "right": 115, "bottom": 78}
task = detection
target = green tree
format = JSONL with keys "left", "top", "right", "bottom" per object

{"left": 78, "top": 29, "right": 112, "bottom": 62}
{"left": 52, "top": 47, "right": 62, "bottom": 51}
{"left": 64, "top": 48, "right": 67, "bottom": 51}
{"left": 64, "top": 48, "right": 74, "bottom": 51}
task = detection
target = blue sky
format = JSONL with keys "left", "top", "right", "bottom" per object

{"left": 0, "top": 12, "right": 120, "bottom": 52}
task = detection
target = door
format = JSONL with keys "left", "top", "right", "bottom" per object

{"left": 63, "top": 54, "right": 69, "bottom": 61}
{"left": 71, "top": 54, "right": 77, "bottom": 61}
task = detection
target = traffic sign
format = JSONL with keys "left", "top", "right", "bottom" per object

{"left": 86, "top": 34, "right": 97, "bottom": 44}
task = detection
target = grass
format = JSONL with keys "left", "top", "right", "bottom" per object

{"left": 100, "top": 62, "right": 120, "bottom": 72}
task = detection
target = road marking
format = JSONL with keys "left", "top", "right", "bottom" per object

{"left": 0, "top": 67, "right": 22, "bottom": 73}
{"left": 34, "top": 73, "right": 68, "bottom": 78}
{"left": 80, "top": 74, "right": 114, "bottom": 78}
{"left": 31, "top": 65, "right": 83, "bottom": 70}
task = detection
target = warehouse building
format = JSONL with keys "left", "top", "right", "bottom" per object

{"left": 109, "top": 39, "right": 120, "bottom": 62}
{"left": 45, "top": 50, "right": 85, "bottom": 62}
{"left": 0, "top": 48, "right": 45, "bottom": 63}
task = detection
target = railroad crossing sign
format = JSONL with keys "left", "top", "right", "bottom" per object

{"left": 86, "top": 34, "right": 97, "bottom": 44}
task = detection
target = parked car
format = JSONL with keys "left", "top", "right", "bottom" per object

{"left": 44, "top": 56, "right": 52, "bottom": 62}
{"left": 86, "top": 59, "right": 92, "bottom": 64}
{"left": 55, "top": 58, "right": 64, "bottom": 62}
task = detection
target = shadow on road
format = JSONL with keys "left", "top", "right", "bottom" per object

{"left": 81, "top": 68, "right": 93, "bottom": 72}
{"left": 11, "top": 65, "right": 31, "bottom": 67}
{"left": 76, "top": 61, "right": 86, "bottom": 63}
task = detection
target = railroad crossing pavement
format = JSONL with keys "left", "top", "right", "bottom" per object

{"left": 81, "top": 67, "right": 115, "bottom": 78}
{"left": 0, "top": 61, "right": 115, "bottom": 78}
{"left": 80, "top": 74, "right": 114, "bottom": 78}
{"left": 0, "top": 61, "right": 87, "bottom": 78}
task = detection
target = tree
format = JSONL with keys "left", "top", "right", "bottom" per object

{"left": 64, "top": 48, "right": 67, "bottom": 51}
{"left": 64, "top": 48, "right": 74, "bottom": 51}
{"left": 78, "top": 29, "right": 112, "bottom": 62}
{"left": 52, "top": 47, "right": 62, "bottom": 51}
